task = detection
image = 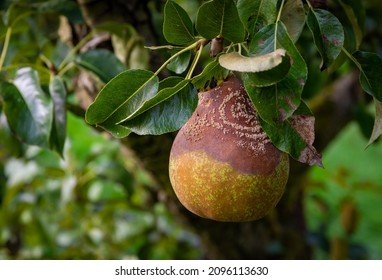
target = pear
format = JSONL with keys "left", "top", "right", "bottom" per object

{"left": 169, "top": 75, "right": 289, "bottom": 222}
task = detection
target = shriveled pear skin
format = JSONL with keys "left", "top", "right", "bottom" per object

{"left": 169, "top": 149, "right": 289, "bottom": 222}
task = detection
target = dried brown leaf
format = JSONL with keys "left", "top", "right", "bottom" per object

{"left": 290, "top": 114, "right": 323, "bottom": 167}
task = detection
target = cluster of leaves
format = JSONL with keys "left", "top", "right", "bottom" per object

{"left": 0, "top": 1, "right": 145, "bottom": 155}
{"left": 0, "top": 1, "right": 202, "bottom": 259}
{"left": 84, "top": 0, "right": 382, "bottom": 167}
{"left": 0, "top": 113, "right": 201, "bottom": 259}
{"left": 0, "top": 2, "right": 70, "bottom": 156}
{"left": 1, "top": 0, "right": 382, "bottom": 166}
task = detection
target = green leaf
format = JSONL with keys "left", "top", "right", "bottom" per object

{"left": 338, "top": 0, "right": 365, "bottom": 50}
{"left": 98, "top": 119, "right": 132, "bottom": 139}
{"left": 121, "top": 78, "right": 198, "bottom": 135}
{"left": 260, "top": 101, "right": 323, "bottom": 167}
{"left": 352, "top": 51, "right": 382, "bottom": 102}
{"left": 237, "top": 0, "right": 277, "bottom": 34}
{"left": 167, "top": 50, "right": 191, "bottom": 74}
{"left": 367, "top": 98, "right": 382, "bottom": 147}
{"left": 163, "top": 0, "right": 195, "bottom": 45}
{"left": 240, "top": 54, "right": 291, "bottom": 87}
{"left": 306, "top": 8, "right": 344, "bottom": 70}
{"left": 49, "top": 76, "right": 67, "bottom": 156}
{"left": 85, "top": 69, "right": 159, "bottom": 125}
{"left": 191, "top": 58, "right": 229, "bottom": 91}
{"left": 280, "top": 0, "right": 305, "bottom": 42}
{"left": 244, "top": 75, "right": 301, "bottom": 123}
{"left": 196, "top": 0, "right": 246, "bottom": 43}
{"left": 76, "top": 49, "right": 126, "bottom": 83}
{"left": 121, "top": 77, "right": 190, "bottom": 122}
{"left": 249, "top": 23, "right": 307, "bottom": 82}
{"left": 0, "top": 68, "right": 53, "bottom": 148}
{"left": 248, "top": 23, "right": 307, "bottom": 122}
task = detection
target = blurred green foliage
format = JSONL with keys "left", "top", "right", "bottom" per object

{"left": 305, "top": 122, "right": 382, "bottom": 259}
{"left": 0, "top": 113, "right": 202, "bottom": 259}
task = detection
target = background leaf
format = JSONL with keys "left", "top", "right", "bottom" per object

{"left": 338, "top": 0, "right": 365, "bottom": 50}
{"left": 49, "top": 75, "right": 67, "bottom": 155}
{"left": 280, "top": 0, "right": 305, "bottom": 42}
{"left": 121, "top": 77, "right": 198, "bottom": 135}
{"left": 95, "top": 22, "right": 149, "bottom": 69}
{"left": 352, "top": 51, "right": 382, "bottom": 101}
{"left": 85, "top": 69, "right": 159, "bottom": 125}
{"left": 0, "top": 68, "right": 53, "bottom": 148}
{"left": 196, "top": 0, "right": 245, "bottom": 43}
{"left": 307, "top": 8, "right": 344, "bottom": 70}
{"left": 237, "top": 0, "right": 277, "bottom": 35}
{"left": 3, "top": 3, "right": 32, "bottom": 27}
{"left": 163, "top": 0, "right": 195, "bottom": 45}
{"left": 76, "top": 49, "right": 126, "bottom": 83}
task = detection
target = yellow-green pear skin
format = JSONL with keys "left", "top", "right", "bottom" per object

{"left": 169, "top": 75, "right": 289, "bottom": 222}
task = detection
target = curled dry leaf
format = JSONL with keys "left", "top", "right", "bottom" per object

{"left": 219, "top": 49, "right": 286, "bottom": 73}
{"left": 290, "top": 114, "right": 323, "bottom": 167}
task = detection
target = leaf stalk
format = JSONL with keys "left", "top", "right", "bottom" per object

{"left": 274, "top": 0, "right": 286, "bottom": 50}
{"left": 0, "top": 27, "right": 12, "bottom": 72}
{"left": 186, "top": 42, "right": 204, "bottom": 80}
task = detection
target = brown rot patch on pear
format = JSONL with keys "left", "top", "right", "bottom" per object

{"left": 169, "top": 75, "right": 290, "bottom": 222}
